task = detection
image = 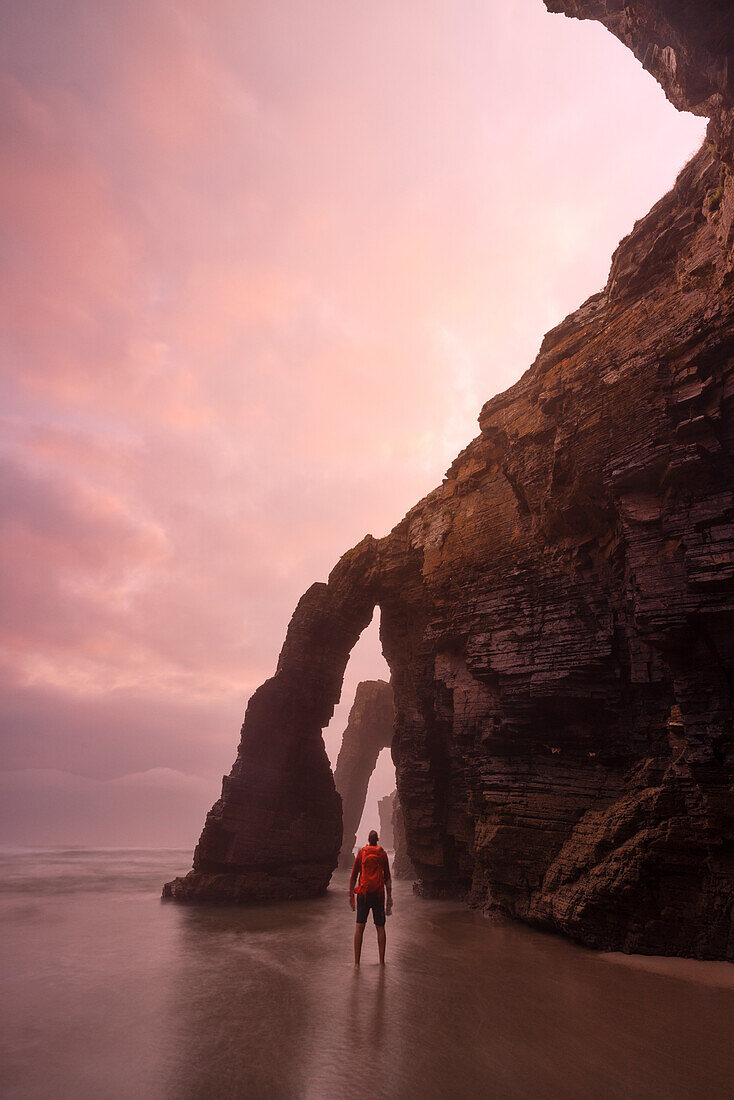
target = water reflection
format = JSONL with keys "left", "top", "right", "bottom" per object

{"left": 162, "top": 871, "right": 734, "bottom": 1100}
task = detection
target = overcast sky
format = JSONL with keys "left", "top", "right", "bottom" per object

{"left": 0, "top": 0, "right": 704, "bottom": 847}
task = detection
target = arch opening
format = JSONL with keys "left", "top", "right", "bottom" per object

{"left": 358, "top": 746, "right": 396, "bottom": 848}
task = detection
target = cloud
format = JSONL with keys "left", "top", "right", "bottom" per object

{"left": 0, "top": 767, "right": 218, "bottom": 847}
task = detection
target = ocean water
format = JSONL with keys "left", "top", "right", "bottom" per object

{"left": 1, "top": 848, "right": 733, "bottom": 1100}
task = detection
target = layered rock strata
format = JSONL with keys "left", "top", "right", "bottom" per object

{"left": 333, "top": 679, "right": 394, "bottom": 868}
{"left": 391, "top": 792, "right": 417, "bottom": 881}
{"left": 376, "top": 789, "right": 416, "bottom": 878}
{"left": 165, "top": 0, "right": 734, "bottom": 957}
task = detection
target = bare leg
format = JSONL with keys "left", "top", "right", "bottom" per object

{"left": 377, "top": 925, "right": 386, "bottom": 965}
{"left": 354, "top": 923, "right": 366, "bottom": 967}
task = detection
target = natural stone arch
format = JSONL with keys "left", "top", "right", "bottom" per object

{"left": 163, "top": 533, "right": 434, "bottom": 903}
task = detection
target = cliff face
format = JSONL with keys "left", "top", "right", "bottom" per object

{"left": 164, "top": 0, "right": 734, "bottom": 958}
{"left": 333, "top": 679, "right": 393, "bottom": 868}
{"left": 546, "top": 1, "right": 733, "bottom": 119}
{"left": 390, "top": 792, "right": 417, "bottom": 880}
{"left": 376, "top": 789, "right": 416, "bottom": 879}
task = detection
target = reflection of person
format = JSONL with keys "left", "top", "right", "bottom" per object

{"left": 349, "top": 829, "right": 392, "bottom": 967}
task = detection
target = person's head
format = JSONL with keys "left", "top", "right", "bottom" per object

{"left": 368, "top": 829, "right": 379, "bottom": 846}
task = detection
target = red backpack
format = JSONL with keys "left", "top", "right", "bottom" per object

{"left": 357, "top": 845, "right": 386, "bottom": 896}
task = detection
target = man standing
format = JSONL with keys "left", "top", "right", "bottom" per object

{"left": 349, "top": 829, "right": 392, "bottom": 967}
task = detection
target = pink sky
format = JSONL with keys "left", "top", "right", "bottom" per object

{"left": 0, "top": 0, "right": 705, "bottom": 845}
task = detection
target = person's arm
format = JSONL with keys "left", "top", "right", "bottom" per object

{"left": 349, "top": 852, "right": 361, "bottom": 909}
{"left": 383, "top": 850, "right": 393, "bottom": 914}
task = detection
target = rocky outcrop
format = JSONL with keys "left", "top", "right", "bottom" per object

{"left": 333, "top": 680, "right": 393, "bottom": 868}
{"left": 376, "top": 789, "right": 416, "bottom": 878}
{"left": 162, "top": 541, "right": 378, "bottom": 902}
{"left": 165, "top": 0, "right": 734, "bottom": 958}
{"left": 378, "top": 792, "right": 395, "bottom": 850}
{"left": 545, "top": 1, "right": 734, "bottom": 119}
{"left": 391, "top": 793, "right": 416, "bottom": 880}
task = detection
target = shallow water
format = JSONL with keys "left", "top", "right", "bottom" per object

{"left": 1, "top": 849, "right": 733, "bottom": 1099}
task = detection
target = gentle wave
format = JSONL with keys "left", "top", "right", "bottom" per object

{"left": 0, "top": 847, "right": 191, "bottom": 897}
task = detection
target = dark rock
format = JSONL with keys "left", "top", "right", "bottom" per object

{"left": 165, "top": 0, "right": 734, "bottom": 958}
{"left": 378, "top": 792, "right": 395, "bottom": 850}
{"left": 391, "top": 792, "right": 416, "bottom": 881}
{"left": 163, "top": 542, "right": 379, "bottom": 903}
{"left": 544, "top": 1, "right": 734, "bottom": 118}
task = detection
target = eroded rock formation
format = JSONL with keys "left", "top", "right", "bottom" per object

{"left": 165, "top": 0, "right": 734, "bottom": 958}
{"left": 390, "top": 791, "right": 417, "bottom": 880}
{"left": 162, "top": 540, "right": 378, "bottom": 902}
{"left": 378, "top": 792, "right": 395, "bottom": 850}
{"left": 375, "top": 789, "right": 416, "bottom": 878}
{"left": 333, "top": 679, "right": 393, "bottom": 868}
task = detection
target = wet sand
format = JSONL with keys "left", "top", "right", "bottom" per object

{"left": 1, "top": 848, "right": 733, "bottom": 1099}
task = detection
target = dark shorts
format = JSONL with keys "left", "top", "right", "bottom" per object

{"left": 356, "top": 891, "right": 385, "bottom": 927}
